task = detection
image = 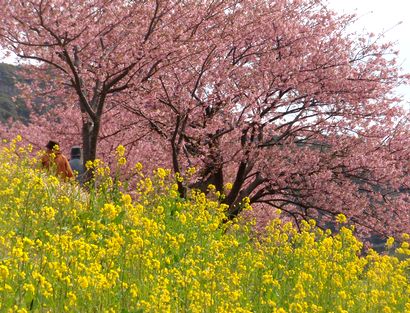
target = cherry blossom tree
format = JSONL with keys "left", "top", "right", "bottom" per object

{"left": 1, "top": 0, "right": 409, "bottom": 236}
{"left": 0, "top": 0, "right": 227, "bottom": 164}
{"left": 119, "top": 0, "right": 410, "bottom": 235}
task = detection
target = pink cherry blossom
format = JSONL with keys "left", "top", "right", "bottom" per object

{"left": 1, "top": 0, "right": 409, "bottom": 236}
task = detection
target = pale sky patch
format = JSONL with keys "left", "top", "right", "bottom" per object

{"left": 326, "top": 0, "right": 410, "bottom": 103}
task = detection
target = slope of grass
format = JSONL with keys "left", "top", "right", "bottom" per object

{"left": 0, "top": 137, "right": 409, "bottom": 312}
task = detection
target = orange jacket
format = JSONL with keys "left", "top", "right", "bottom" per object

{"left": 41, "top": 150, "right": 74, "bottom": 179}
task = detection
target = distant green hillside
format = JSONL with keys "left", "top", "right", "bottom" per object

{"left": 0, "top": 63, "right": 29, "bottom": 123}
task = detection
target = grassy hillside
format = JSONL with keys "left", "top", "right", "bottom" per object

{"left": 0, "top": 138, "right": 409, "bottom": 312}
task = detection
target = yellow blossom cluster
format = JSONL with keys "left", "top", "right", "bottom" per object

{"left": 0, "top": 139, "right": 408, "bottom": 312}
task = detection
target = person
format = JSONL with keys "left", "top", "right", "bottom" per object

{"left": 41, "top": 140, "right": 74, "bottom": 179}
{"left": 69, "top": 145, "right": 85, "bottom": 183}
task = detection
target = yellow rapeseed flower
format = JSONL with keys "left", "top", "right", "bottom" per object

{"left": 78, "top": 276, "right": 89, "bottom": 289}
{"left": 101, "top": 203, "right": 119, "bottom": 220}
{"left": 336, "top": 213, "right": 347, "bottom": 224}
{"left": 0, "top": 265, "right": 9, "bottom": 279}
{"left": 386, "top": 237, "right": 394, "bottom": 249}
{"left": 118, "top": 157, "right": 127, "bottom": 166}
{"left": 116, "top": 145, "right": 126, "bottom": 157}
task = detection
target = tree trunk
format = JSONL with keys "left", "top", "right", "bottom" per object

{"left": 81, "top": 116, "right": 100, "bottom": 182}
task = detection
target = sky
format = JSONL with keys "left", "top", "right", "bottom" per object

{"left": 1, "top": 1, "right": 410, "bottom": 104}
{"left": 326, "top": 0, "right": 410, "bottom": 104}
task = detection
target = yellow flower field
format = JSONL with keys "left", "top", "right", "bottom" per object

{"left": 0, "top": 138, "right": 409, "bottom": 312}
